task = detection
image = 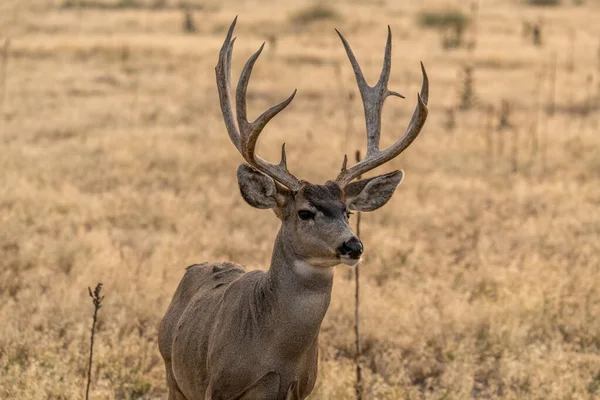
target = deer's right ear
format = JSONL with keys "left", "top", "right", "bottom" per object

{"left": 237, "top": 164, "right": 287, "bottom": 209}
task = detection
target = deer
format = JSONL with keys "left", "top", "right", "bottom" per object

{"left": 158, "top": 17, "right": 428, "bottom": 400}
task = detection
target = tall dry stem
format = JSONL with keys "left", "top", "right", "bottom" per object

{"left": 86, "top": 283, "right": 104, "bottom": 400}
{"left": 354, "top": 150, "right": 363, "bottom": 400}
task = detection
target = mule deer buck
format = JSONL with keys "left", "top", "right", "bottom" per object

{"left": 159, "top": 17, "right": 428, "bottom": 400}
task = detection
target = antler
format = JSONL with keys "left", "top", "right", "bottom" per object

{"left": 335, "top": 27, "right": 429, "bottom": 188}
{"left": 215, "top": 17, "right": 302, "bottom": 191}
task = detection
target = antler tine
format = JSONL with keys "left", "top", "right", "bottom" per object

{"left": 379, "top": 27, "right": 405, "bottom": 100}
{"left": 216, "top": 17, "right": 241, "bottom": 152}
{"left": 335, "top": 28, "right": 369, "bottom": 98}
{"left": 335, "top": 28, "right": 429, "bottom": 188}
{"left": 215, "top": 18, "right": 302, "bottom": 191}
{"left": 336, "top": 27, "right": 405, "bottom": 160}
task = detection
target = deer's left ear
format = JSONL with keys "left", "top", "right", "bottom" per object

{"left": 345, "top": 170, "right": 404, "bottom": 212}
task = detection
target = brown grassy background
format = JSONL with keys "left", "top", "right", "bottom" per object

{"left": 1, "top": 0, "right": 599, "bottom": 398}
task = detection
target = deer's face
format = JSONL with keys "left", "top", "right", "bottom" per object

{"left": 237, "top": 164, "right": 403, "bottom": 268}
{"left": 283, "top": 181, "right": 361, "bottom": 267}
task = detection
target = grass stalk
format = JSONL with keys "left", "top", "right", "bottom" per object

{"left": 86, "top": 283, "right": 104, "bottom": 400}
{"left": 354, "top": 150, "right": 363, "bottom": 400}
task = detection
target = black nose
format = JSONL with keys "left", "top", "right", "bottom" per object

{"left": 338, "top": 237, "right": 363, "bottom": 259}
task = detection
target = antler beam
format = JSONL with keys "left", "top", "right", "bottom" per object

{"left": 335, "top": 27, "right": 429, "bottom": 188}
{"left": 215, "top": 17, "right": 302, "bottom": 191}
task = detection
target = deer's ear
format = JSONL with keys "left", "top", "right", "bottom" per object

{"left": 237, "top": 164, "right": 287, "bottom": 209}
{"left": 345, "top": 170, "right": 403, "bottom": 212}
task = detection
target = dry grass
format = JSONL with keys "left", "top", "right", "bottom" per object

{"left": 1, "top": 0, "right": 600, "bottom": 399}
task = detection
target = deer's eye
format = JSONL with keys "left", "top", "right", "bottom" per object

{"left": 298, "top": 210, "right": 315, "bottom": 220}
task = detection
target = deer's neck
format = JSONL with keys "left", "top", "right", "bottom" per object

{"left": 269, "top": 230, "right": 335, "bottom": 291}
{"left": 265, "top": 230, "right": 334, "bottom": 354}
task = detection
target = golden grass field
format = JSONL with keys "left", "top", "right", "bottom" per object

{"left": 1, "top": 0, "right": 599, "bottom": 398}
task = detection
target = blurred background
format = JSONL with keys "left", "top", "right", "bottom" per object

{"left": 0, "top": 0, "right": 599, "bottom": 398}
